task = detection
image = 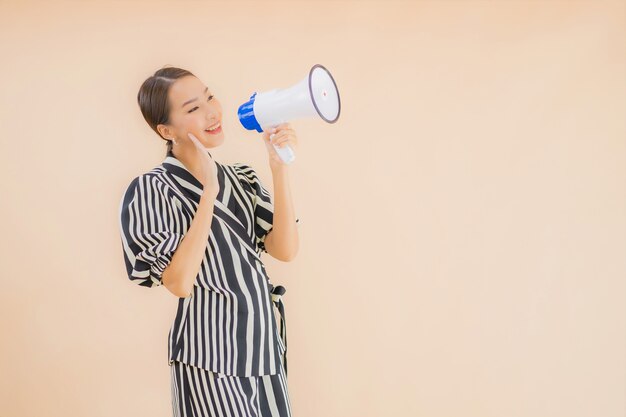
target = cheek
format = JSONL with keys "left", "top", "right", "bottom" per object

{"left": 169, "top": 115, "right": 192, "bottom": 133}
{"left": 182, "top": 114, "right": 204, "bottom": 130}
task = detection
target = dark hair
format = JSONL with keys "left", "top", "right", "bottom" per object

{"left": 137, "top": 65, "right": 196, "bottom": 154}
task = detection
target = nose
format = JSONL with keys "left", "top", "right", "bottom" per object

{"left": 206, "top": 111, "right": 219, "bottom": 123}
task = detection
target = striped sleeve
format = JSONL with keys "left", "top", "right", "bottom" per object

{"left": 236, "top": 164, "right": 300, "bottom": 253}
{"left": 118, "top": 175, "right": 184, "bottom": 288}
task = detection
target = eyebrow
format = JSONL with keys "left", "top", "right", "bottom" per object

{"left": 181, "top": 86, "right": 209, "bottom": 108}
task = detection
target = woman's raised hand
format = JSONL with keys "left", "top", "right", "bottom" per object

{"left": 261, "top": 122, "right": 299, "bottom": 169}
{"left": 187, "top": 133, "right": 220, "bottom": 198}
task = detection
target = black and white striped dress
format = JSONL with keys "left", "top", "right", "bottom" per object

{"left": 119, "top": 149, "right": 298, "bottom": 416}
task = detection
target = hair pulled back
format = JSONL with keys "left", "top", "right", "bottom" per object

{"left": 137, "top": 66, "right": 195, "bottom": 154}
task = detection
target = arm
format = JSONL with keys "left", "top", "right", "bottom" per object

{"left": 162, "top": 192, "right": 216, "bottom": 298}
{"left": 264, "top": 165, "right": 299, "bottom": 262}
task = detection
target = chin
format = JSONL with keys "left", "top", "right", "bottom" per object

{"left": 202, "top": 133, "right": 225, "bottom": 148}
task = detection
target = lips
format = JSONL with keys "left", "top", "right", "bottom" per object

{"left": 205, "top": 122, "right": 222, "bottom": 135}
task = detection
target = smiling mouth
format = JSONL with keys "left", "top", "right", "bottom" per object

{"left": 205, "top": 122, "right": 222, "bottom": 134}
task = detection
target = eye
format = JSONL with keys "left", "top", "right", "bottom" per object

{"left": 187, "top": 95, "right": 214, "bottom": 113}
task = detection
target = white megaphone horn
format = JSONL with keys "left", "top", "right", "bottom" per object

{"left": 237, "top": 64, "right": 341, "bottom": 164}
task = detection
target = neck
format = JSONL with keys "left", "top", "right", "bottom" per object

{"left": 171, "top": 145, "right": 213, "bottom": 186}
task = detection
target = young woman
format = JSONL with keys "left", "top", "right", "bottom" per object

{"left": 119, "top": 66, "right": 300, "bottom": 416}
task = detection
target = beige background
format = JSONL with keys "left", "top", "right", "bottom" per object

{"left": 0, "top": 1, "right": 624, "bottom": 416}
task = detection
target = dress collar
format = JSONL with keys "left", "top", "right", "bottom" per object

{"left": 161, "top": 148, "right": 224, "bottom": 202}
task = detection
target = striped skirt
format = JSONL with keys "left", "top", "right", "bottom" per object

{"left": 170, "top": 359, "right": 292, "bottom": 417}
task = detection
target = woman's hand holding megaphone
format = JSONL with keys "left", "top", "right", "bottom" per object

{"left": 261, "top": 122, "right": 298, "bottom": 169}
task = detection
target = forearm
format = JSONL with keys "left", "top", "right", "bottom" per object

{"left": 162, "top": 192, "right": 216, "bottom": 297}
{"left": 266, "top": 166, "right": 299, "bottom": 261}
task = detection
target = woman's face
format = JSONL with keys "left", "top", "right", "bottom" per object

{"left": 160, "top": 75, "right": 225, "bottom": 148}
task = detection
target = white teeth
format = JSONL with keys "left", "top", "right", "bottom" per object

{"left": 206, "top": 123, "right": 221, "bottom": 131}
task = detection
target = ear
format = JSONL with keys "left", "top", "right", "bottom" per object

{"left": 157, "top": 124, "right": 171, "bottom": 139}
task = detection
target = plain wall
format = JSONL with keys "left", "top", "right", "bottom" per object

{"left": 0, "top": 1, "right": 624, "bottom": 416}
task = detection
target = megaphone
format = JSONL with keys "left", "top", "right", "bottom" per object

{"left": 237, "top": 64, "right": 341, "bottom": 164}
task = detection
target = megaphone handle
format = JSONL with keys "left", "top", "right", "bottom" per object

{"left": 268, "top": 122, "right": 295, "bottom": 165}
{"left": 273, "top": 143, "right": 296, "bottom": 164}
